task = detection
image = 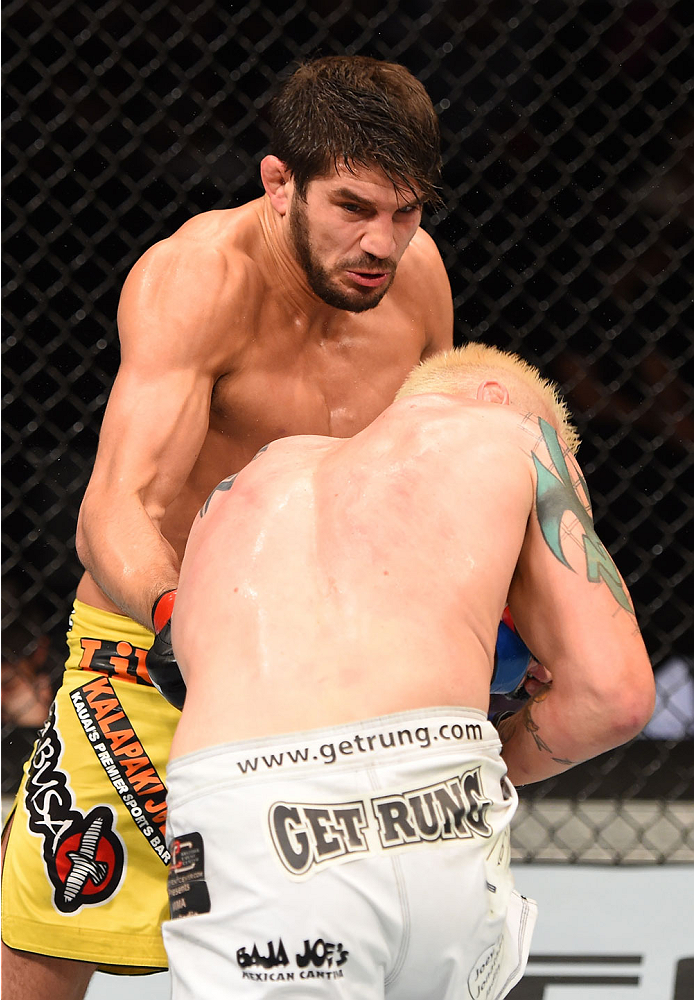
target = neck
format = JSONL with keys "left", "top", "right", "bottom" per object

{"left": 257, "top": 196, "right": 334, "bottom": 320}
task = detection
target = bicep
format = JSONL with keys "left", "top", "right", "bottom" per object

{"left": 117, "top": 235, "right": 233, "bottom": 355}
{"left": 509, "top": 511, "right": 642, "bottom": 676}
{"left": 85, "top": 364, "right": 214, "bottom": 519}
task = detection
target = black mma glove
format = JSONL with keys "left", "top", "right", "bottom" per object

{"left": 146, "top": 589, "right": 187, "bottom": 710}
{"left": 491, "top": 608, "right": 533, "bottom": 696}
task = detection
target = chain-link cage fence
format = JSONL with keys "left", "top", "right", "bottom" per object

{"left": 3, "top": 0, "right": 693, "bottom": 863}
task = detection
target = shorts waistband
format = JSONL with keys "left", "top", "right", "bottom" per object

{"left": 167, "top": 707, "right": 499, "bottom": 781}
{"left": 65, "top": 599, "right": 156, "bottom": 686}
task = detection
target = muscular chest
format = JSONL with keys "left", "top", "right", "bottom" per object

{"left": 210, "top": 318, "right": 424, "bottom": 447}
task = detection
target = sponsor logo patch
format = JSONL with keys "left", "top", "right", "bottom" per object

{"left": 78, "top": 635, "right": 153, "bottom": 685}
{"left": 168, "top": 832, "right": 211, "bottom": 918}
{"left": 236, "top": 938, "right": 349, "bottom": 983}
{"left": 23, "top": 705, "right": 126, "bottom": 913}
{"left": 269, "top": 765, "right": 493, "bottom": 877}
{"left": 70, "top": 675, "right": 170, "bottom": 863}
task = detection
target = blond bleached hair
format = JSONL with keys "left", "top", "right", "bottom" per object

{"left": 396, "top": 343, "right": 580, "bottom": 454}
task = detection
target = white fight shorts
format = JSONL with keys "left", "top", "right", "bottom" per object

{"left": 163, "top": 708, "right": 537, "bottom": 999}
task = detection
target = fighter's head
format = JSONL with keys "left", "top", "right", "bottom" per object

{"left": 268, "top": 55, "right": 441, "bottom": 205}
{"left": 261, "top": 56, "right": 440, "bottom": 313}
{"left": 396, "top": 343, "right": 580, "bottom": 454}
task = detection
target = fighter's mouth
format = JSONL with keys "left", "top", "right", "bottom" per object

{"left": 346, "top": 270, "right": 390, "bottom": 288}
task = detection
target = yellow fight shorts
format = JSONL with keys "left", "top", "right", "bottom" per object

{"left": 1, "top": 600, "right": 181, "bottom": 973}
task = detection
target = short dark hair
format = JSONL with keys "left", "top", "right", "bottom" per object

{"left": 270, "top": 56, "right": 442, "bottom": 204}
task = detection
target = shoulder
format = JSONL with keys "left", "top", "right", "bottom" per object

{"left": 127, "top": 204, "right": 265, "bottom": 296}
{"left": 358, "top": 400, "right": 536, "bottom": 522}
{"left": 407, "top": 225, "right": 445, "bottom": 259}
{"left": 386, "top": 394, "right": 518, "bottom": 441}
{"left": 117, "top": 205, "right": 267, "bottom": 365}
{"left": 399, "top": 226, "right": 448, "bottom": 285}
{"left": 480, "top": 406, "right": 576, "bottom": 467}
{"left": 522, "top": 414, "right": 591, "bottom": 514}
{"left": 395, "top": 397, "right": 549, "bottom": 465}
{"left": 394, "top": 227, "right": 453, "bottom": 351}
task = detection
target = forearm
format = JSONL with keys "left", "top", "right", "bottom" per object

{"left": 76, "top": 496, "right": 180, "bottom": 628}
{"left": 496, "top": 682, "right": 642, "bottom": 786}
{"left": 496, "top": 689, "right": 580, "bottom": 785}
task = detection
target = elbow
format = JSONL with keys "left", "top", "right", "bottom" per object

{"left": 596, "top": 665, "right": 656, "bottom": 747}
{"left": 609, "top": 679, "right": 656, "bottom": 743}
{"left": 553, "top": 656, "right": 656, "bottom": 762}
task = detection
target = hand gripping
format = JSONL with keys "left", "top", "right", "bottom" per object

{"left": 146, "top": 589, "right": 187, "bottom": 710}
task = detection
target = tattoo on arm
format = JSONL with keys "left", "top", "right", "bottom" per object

{"left": 523, "top": 698, "right": 553, "bottom": 755}
{"left": 523, "top": 696, "right": 575, "bottom": 766}
{"left": 532, "top": 418, "right": 633, "bottom": 614}
{"left": 499, "top": 687, "right": 576, "bottom": 767}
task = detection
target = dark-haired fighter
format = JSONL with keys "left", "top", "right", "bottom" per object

{"left": 161, "top": 344, "right": 654, "bottom": 999}
{"left": 1, "top": 56, "right": 452, "bottom": 999}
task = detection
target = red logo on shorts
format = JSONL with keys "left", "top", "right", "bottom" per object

{"left": 23, "top": 707, "right": 126, "bottom": 913}
{"left": 52, "top": 809, "right": 125, "bottom": 911}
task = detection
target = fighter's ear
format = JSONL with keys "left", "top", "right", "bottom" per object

{"left": 260, "top": 155, "right": 293, "bottom": 215}
{"left": 476, "top": 379, "right": 510, "bottom": 405}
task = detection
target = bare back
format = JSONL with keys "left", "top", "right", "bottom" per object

{"left": 171, "top": 396, "right": 534, "bottom": 757}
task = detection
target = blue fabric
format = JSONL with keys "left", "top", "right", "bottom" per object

{"left": 491, "top": 620, "right": 532, "bottom": 694}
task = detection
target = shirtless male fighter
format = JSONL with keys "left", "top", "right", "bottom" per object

{"left": 159, "top": 343, "right": 655, "bottom": 1000}
{"left": 1, "top": 56, "right": 453, "bottom": 999}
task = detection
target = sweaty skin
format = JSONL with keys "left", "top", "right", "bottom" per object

{"left": 170, "top": 395, "right": 655, "bottom": 783}
{"left": 75, "top": 162, "right": 453, "bottom": 628}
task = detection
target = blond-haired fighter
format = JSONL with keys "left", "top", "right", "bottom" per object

{"left": 158, "top": 344, "right": 654, "bottom": 999}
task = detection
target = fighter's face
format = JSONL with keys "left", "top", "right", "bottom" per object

{"left": 288, "top": 164, "right": 423, "bottom": 313}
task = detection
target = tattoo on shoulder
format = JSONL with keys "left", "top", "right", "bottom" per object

{"left": 532, "top": 417, "right": 634, "bottom": 614}
{"left": 199, "top": 444, "right": 270, "bottom": 518}
{"left": 200, "top": 473, "right": 238, "bottom": 517}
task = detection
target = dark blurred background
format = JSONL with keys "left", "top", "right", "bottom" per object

{"left": 3, "top": 0, "right": 693, "bottom": 860}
